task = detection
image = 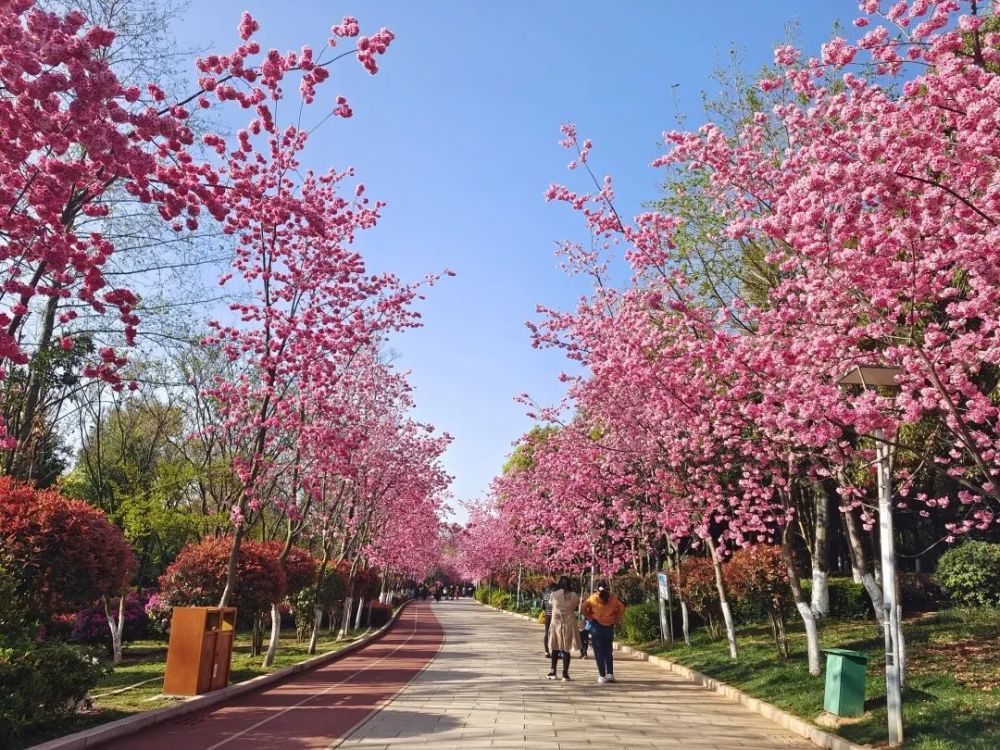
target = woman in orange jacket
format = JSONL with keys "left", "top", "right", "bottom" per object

{"left": 581, "top": 582, "right": 625, "bottom": 683}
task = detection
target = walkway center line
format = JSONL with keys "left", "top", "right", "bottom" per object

{"left": 328, "top": 608, "right": 446, "bottom": 749}
{"left": 203, "top": 606, "right": 424, "bottom": 750}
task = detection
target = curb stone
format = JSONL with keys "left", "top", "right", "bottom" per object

{"left": 478, "top": 601, "right": 869, "bottom": 750}
{"left": 28, "top": 600, "right": 415, "bottom": 750}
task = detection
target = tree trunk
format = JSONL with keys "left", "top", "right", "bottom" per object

{"left": 781, "top": 525, "right": 821, "bottom": 676}
{"left": 251, "top": 613, "right": 264, "bottom": 657}
{"left": 308, "top": 604, "right": 323, "bottom": 655}
{"left": 218, "top": 521, "right": 245, "bottom": 608}
{"left": 10, "top": 293, "right": 60, "bottom": 475}
{"left": 811, "top": 484, "right": 830, "bottom": 618}
{"left": 772, "top": 611, "right": 789, "bottom": 659}
{"left": 103, "top": 593, "right": 126, "bottom": 666}
{"left": 842, "top": 507, "right": 885, "bottom": 625}
{"left": 337, "top": 595, "right": 353, "bottom": 640}
{"left": 262, "top": 602, "right": 281, "bottom": 667}
{"left": 353, "top": 594, "right": 365, "bottom": 630}
{"left": 706, "top": 537, "right": 738, "bottom": 660}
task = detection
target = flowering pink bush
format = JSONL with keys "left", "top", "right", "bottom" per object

{"left": 71, "top": 592, "right": 149, "bottom": 646}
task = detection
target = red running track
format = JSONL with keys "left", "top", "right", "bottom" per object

{"left": 109, "top": 601, "right": 443, "bottom": 750}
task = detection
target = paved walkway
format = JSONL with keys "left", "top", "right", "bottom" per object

{"left": 336, "top": 599, "right": 816, "bottom": 749}
{"left": 109, "top": 602, "right": 444, "bottom": 749}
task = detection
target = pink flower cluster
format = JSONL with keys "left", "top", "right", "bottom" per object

{"left": 472, "top": 0, "right": 999, "bottom": 580}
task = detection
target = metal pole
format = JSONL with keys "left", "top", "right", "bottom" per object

{"left": 516, "top": 565, "right": 522, "bottom": 610}
{"left": 875, "top": 427, "right": 904, "bottom": 747}
{"left": 657, "top": 572, "right": 671, "bottom": 644}
{"left": 665, "top": 567, "right": 674, "bottom": 645}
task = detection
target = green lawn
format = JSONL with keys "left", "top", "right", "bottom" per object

{"left": 628, "top": 608, "right": 1000, "bottom": 749}
{"left": 19, "top": 627, "right": 368, "bottom": 749}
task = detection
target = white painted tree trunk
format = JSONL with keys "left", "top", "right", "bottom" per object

{"left": 811, "top": 485, "right": 830, "bottom": 618}
{"left": 337, "top": 596, "right": 353, "bottom": 640}
{"left": 782, "top": 524, "right": 821, "bottom": 676}
{"left": 851, "top": 561, "right": 863, "bottom": 583}
{"left": 795, "top": 600, "right": 822, "bottom": 676}
{"left": 308, "top": 604, "right": 322, "bottom": 655}
{"left": 353, "top": 595, "right": 365, "bottom": 630}
{"left": 103, "top": 594, "right": 126, "bottom": 665}
{"left": 262, "top": 602, "right": 281, "bottom": 667}
{"left": 706, "top": 538, "right": 738, "bottom": 660}
{"left": 811, "top": 569, "right": 830, "bottom": 618}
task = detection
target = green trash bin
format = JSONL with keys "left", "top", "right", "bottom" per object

{"left": 823, "top": 648, "right": 869, "bottom": 717}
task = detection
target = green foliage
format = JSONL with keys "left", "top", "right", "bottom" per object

{"left": 644, "top": 608, "right": 1000, "bottom": 750}
{"left": 800, "top": 577, "right": 874, "bottom": 619}
{"left": 622, "top": 601, "right": 661, "bottom": 643}
{"left": 296, "top": 563, "right": 346, "bottom": 615}
{"left": 935, "top": 541, "right": 1000, "bottom": 607}
{"left": 0, "top": 639, "right": 105, "bottom": 746}
{"left": 61, "top": 397, "right": 203, "bottom": 585}
{"left": 612, "top": 571, "right": 654, "bottom": 605}
{"left": 0, "top": 565, "right": 104, "bottom": 746}
{"left": 474, "top": 587, "right": 490, "bottom": 604}
{"left": 369, "top": 602, "right": 391, "bottom": 627}
{"left": 502, "top": 426, "right": 557, "bottom": 475}
{"left": 488, "top": 590, "right": 512, "bottom": 610}
{"left": 898, "top": 572, "right": 943, "bottom": 612}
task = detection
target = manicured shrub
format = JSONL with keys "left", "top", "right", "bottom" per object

{"left": 621, "top": 601, "right": 660, "bottom": 643}
{"left": 144, "top": 592, "right": 172, "bottom": 639}
{"left": 0, "top": 565, "right": 104, "bottom": 745}
{"left": 898, "top": 572, "right": 943, "bottom": 612}
{"left": 474, "top": 587, "right": 490, "bottom": 604}
{"left": 369, "top": 602, "right": 392, "bottom": 627}
{"left": 353, "top": 567, "right": 382, "bottom": 604}
{"left": 71, "top": 592, "right": 149, "bottom": 648}
{"left": 488, "top": 590, "right": 512, "bottom": 609}
{"left": 672, "top": 556, "right": 722, "bottom": 638}
{"left": 0, "top": 477, "right": 135, "bottom": 621}
{"left": 262, "top": 543, "right": 318, "bottom": 599}
{"left": 935, "top": 541, "right": 1000, "bottom": 607}
{"left": 727, "top": 546, "right": 790, "bottom": 657}
{"left": 801, "top": 577, "right": 874, "bottom": 619}
{"left": 0, "top": 639, "right": 105, "bottom": 745}
{"left": 612, "top": 571, "right": 655, "bottom": 605}
{"left": 158, "top": 537, "right": 286, "bottom": 627}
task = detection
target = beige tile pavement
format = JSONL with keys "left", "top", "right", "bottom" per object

{"left": 335, "top": 599, "right": 817, "bottom": 749}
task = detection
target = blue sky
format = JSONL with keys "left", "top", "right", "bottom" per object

{"left": 173, "top": 1, "right": 843, "bottom": 518}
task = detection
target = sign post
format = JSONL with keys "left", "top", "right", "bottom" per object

{"left": 657, "top": 572, "right": 673, "bottom": 644}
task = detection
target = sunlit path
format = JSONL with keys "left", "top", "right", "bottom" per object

{"left": 106, "top": 603, "right": 444, "bottom": 750}
{"left": 336, "top": 599, "right": 815, "bottom": 749}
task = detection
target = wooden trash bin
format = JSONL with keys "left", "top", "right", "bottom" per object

{"left": 163, "top": 607, "right": 237, "bottom": 696}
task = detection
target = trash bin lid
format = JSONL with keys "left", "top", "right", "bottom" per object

{"left": 822, "top": 648, "right": 869, "bottom": 662}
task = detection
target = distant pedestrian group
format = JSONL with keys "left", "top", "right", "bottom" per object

{"left": 543, "top": 577, "right": 625, "bottom": 683}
